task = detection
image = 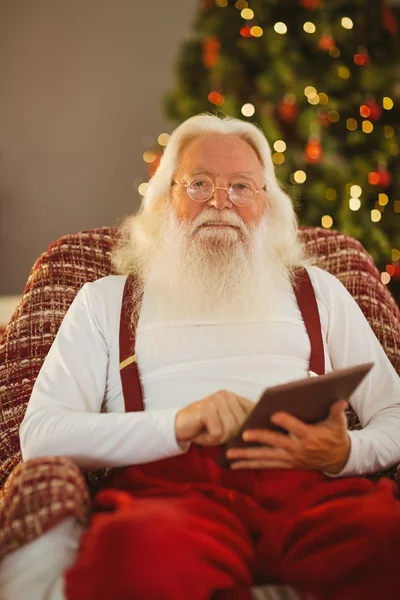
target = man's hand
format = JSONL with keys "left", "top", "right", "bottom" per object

{"left": 226, "top": 400, "right": 351, "bottom": 474}
{"left": 175, "top": 390, "right": 254, "bottom": 446}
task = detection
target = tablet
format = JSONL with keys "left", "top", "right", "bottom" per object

{"left": 219, "top": 362, "right": 374, "bottom": 468}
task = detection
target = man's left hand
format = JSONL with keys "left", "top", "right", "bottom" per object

{"left": 226, "top": 400, "right": 351, "bottom": 475}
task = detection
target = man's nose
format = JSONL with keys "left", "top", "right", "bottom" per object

{"left": 207, "top": 186, "right": 233, "bottom": 210}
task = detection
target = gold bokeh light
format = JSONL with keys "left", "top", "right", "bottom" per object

{"left": 321, "top": 215, "right": 333, "bottom": 229}
{"left": 294, "top": 170, "right": 307, "bottom": 184}
{"left": 273, "top": 140, "right": 287, "bottom": 152}
{"left": 274, "top": 22, "right": 288, "bottom": 34}
{"left": 303, "top": 22, "right": 316, "bottom": 34}
{"left": 241, "top": 8, "right": 254, "bottom": 19}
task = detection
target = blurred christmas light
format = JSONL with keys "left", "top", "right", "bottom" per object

{"left": 383, "top": 97, "right": 394, "bottom": 110}
{"left": 308, "top": 95, "right": 320, "bottom": 105}
{"left": 395, "top": 201, "right": 400, "bottom": 213}
{"left": 250, "top": 26, "right": 263, "bottom": 37}
{"left": 341, "top": 17, "right": 354, "bottom": 30}
{"left": 138, "top": 182, "right": 148, "bottom": 196}
{"left": 384, "top": 126, "right": 395, "bottom": 139}
{"left": 350, "top": 185, "right": 362, "bottom": 197}
{"left": 235, "top": 0, "right": 248, "bottom": 8}
{"left": 273, "top": 140, "right": 287, "bottom": 152}
{"left": 241, "top": 102, "right": 255, "bottom": 116}
{"left": 392, "top": 249, "right": 400, "bottom": 262}
{"left": 349, "top": 197, "right": 361, "bottom": 211}
{"left": 326, "top": 188, "right": 337, "bottom": 201}
{"left": 338, "top": 66, "right": 350, "bottom": 79}
{"left": 304, "top": 86, "right": 317, "bottom": 98}
{"left": 294, "top": 170, "right": 307, "bottom": 183}
{"left": 370, "top": 171, "right": 387, "bottom": 190}
{"left": 368, "top": 172, "right": 380, "bottom": 185}
{"left": 143, "top": 151, "right": 157, "bottom": 163}
{"left": 278, "top": 94, "right": 299, "bottom": 122}
{"left": 328, "top": 110, "right": 340, "bottom": 122}
{"left": 303, "top": 22, "right": 316, "bottom": 33}
{"left": 272, "top": 152, "right": 285, "bottom": 164}
{"left": 362, "top": 120, "right": 374, "bottom": 133}
{"left": 379, "top": 193, "right": 389, "bottom": 206}
{"left": 381, "top": 272, "right": 391, "bottom": 285}
{"left": 321, "top": 215, "right": 333, "bottom": 228}
{"left": 360, "top": 105, "right": 371, "bottom": 118}
{"left": 367, "top": 102, "right": 382, "bottom": 121}
{"left": 240, "top": 26, "right": 252, "bottom": 37}
{"left": 386, "top": 264, "right": 396, "bottom": 277}
{"left": 318, "top": 93, "right": 329, "bottom": 105}
{"left": 157, "top": 133, "right": 170, "bottom": 146}
{"left": 346, "top": 118, "right": 358, "bottom": 131}
{"left": 274, "top": 22, "right": 288, "bottom": 34}
{"left": 329, "top": 47, "right": 340, "bottom": 58}
{"left": 371, "top": 209, "right": 382, "bottom": 222}
{"left": 208, "top": 91, "right": 225, "bottom": 105}
{"left": 319, "top": 35, "right": 335, "bottom": 51}
{"left": 241, "top": 8, "right": 254, "bottom": 19}
{"left": 215, "top": 0, "right": 228, "bottom": 6}
{"left": 390, "top": 143, "right": 399, "bottom": 156}
{"left": 306, "top": 138, "right": 322, "bottom": 162}
{"left": 318, "top": 113, "right": 330, "bottom": 128}
{"left": 354, "top": 54, "right": 365, "bottom": 65}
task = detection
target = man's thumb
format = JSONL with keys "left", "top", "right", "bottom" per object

{"left": 329, "top": 399, "right": 348, "bottom": 422}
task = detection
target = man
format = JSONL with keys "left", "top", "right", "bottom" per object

{"left": 2, "top": 114, "right": 400, "bottom": 600}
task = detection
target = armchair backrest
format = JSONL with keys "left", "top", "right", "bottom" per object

{"left": 1, "top": 226, "right": 399, "bottom": 490}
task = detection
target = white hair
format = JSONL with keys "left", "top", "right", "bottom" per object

{"left": 112, "top": 113, "right": 309, "bottom": 278}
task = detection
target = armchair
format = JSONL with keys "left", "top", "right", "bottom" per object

{"left": 1, "top": 226, "right": 399, "bottom": 598}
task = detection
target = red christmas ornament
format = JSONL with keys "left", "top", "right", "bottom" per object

{"left": 319, "top": 35, "right": 335, "bottom": 51}
{"left": 386, "top": 264, "right": 396, "bottom": 277}
{"left": 208, "top": 91, "right": 225, "bottom": 106}
{"left": 305, "top": 137, "right": 323, "bottom": 163}
{"left": 377, "top": 169, "right": 392, "bottom": 188}
{"left": 368, "top": 169, "right": 392, "bottom": 188}
{"left": 381, "top": 0, "right": 399, "bottom": 36}
{"left": 366, "top": 101, "right": 382, "bottom": 122}
{"left": 354, "top": 54, "right": 364, "bottom": 66}
{"left": 240, "top": 26, "right": 252, "bottom": 38}
{"left": 360, "top": 105, "right": 371, "bottom": 118}
{"left": 278, "top": 97, "right": 299, "bottom": 123}
{"left": 318, "top": 112, "right": 331, "bottom": 127}
{"left": 202, "top": 36, "right": 220, "bottom": 68}
{"left": 354, "top": 46, "right": 370, "bottom": 66}
{"left": 300, "top": 0, "right": 322, "bottom": 8}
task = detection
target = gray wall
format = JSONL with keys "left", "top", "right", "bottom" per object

{"left": 0, "top": 0, "right": 197, "bottom": 294}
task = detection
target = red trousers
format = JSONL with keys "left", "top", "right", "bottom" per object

{"left": 65, "top": 446, "right": 400, "bottom": 600}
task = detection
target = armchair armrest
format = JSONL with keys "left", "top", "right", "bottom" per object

{"left": 0, "top": 456, "right": 90, "bottom": 560}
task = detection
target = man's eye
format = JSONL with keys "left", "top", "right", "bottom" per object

{"left": 232, "top": 182, "right": 251, "bottom": 191}
{"left": 192, "top": 180, "right": 207, "bottom": 187}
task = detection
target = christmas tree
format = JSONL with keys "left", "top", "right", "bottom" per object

{"left": 148, "top": 0, "right": 400, "bottom": 296}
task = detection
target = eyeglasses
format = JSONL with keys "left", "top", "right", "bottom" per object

{"left": 173, "top": 174, "right": 265, "bottom": 207}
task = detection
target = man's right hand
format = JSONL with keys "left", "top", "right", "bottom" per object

{"left": 175, "top": 390, "right": 255, "bottom": 446}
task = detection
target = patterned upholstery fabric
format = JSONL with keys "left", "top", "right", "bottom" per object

{"left": 0, "top": 226, "right": 399, "bottom": 561}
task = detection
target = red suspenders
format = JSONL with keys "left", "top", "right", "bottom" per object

{"left": 119, "top": 268, "right": 325, "bottom": 413}
{"left": 292, "top": 269, "right": 325, "bottom": 376}
{"left": 118, "top": 275, "right": 145, "bottom": 413}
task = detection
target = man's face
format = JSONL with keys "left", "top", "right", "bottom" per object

{"left": 170, "top": 134, "right": 266, "bottom": 229}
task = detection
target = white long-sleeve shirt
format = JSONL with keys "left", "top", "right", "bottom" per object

{"left": 20, "top": 266, "right": 400, "bottom": 477}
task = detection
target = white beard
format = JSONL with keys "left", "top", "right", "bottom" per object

{"left": 130, "top": 206, "right": 290, "bottom": 323}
